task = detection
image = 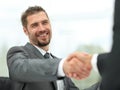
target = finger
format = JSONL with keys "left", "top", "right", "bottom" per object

{"left": 71, "top": 73, "right": 86, "bottom": 80}
{"left": 67, "top": 73, "right": 73, "bottom": 78}
{"left": 71, "top": 58, "right": 90, "bottom": 76}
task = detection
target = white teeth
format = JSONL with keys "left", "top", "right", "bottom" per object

{"left": 39, "top": 32, "right": 48, "bottom": 37}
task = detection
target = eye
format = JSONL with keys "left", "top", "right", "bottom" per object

{"left": 42, "top": 20, "right": 49, "bottom": 25}
{"left": 31, "top": 23, "right": 39, "bottom": 28}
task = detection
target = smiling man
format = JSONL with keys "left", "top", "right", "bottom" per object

{"left": 6, "top": 6, "right": 90, "bottom": 90}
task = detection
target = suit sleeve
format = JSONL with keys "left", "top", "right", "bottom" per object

{"left": 97, "top": 53, "right": 110, "bottom": 75}
{"left": 7, "top": 46, "right": 60, "bottom": 82}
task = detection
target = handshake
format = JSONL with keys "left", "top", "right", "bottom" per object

{"left": 63, "top": 52, "right": 92, "bottom": 80}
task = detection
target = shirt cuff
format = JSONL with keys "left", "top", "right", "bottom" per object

{"left": 91, "top": 54, "right": 99, "bottom": 73}
{"left": 57, "top": 58, "right": 66, "bottom": 77}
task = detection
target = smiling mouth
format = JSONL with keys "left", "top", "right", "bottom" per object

{"left": 37, "top": 31, "right": 49, "bottom": 37}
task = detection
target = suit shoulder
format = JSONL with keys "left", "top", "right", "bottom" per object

{"left": 7, "top": 45, "right": 27, "bottom": 57}
{"left": 8, "top": 46, "right": 25, "bottom": 53}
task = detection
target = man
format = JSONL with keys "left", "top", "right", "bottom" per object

{"left": 69, "top": 0, "right": 120, "bottom": 89}
{"left": 7, "top": 6, "right": 91, "bottom": 90}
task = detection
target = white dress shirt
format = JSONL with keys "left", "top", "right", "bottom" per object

{"left": 91, "top": 54, "right": 99, "bottom": 73}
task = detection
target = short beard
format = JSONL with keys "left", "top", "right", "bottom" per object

{"left": 37, "top": 40, "right": 50, "bottom": 47}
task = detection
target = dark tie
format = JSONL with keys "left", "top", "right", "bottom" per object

{"left": 44, "top": 53, "right": 50, "bottom": 59}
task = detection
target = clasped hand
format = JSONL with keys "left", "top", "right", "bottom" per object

{"left": 63, "top": 52, "right": 92, "bottom": 80}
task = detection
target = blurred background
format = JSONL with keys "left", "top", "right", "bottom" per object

{"left": 0, "top": 0, "right": 115, "bottom": 89}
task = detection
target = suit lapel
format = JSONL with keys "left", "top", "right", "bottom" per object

{"left": 25, "top": 43, "right": 44, "bottom": 59}
{"left": 50, "top": 54, "right": 58, "bottom": 90}
{"left": 25, "top": 43, "right": 58, "bottom": 90}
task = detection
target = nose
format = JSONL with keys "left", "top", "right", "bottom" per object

{"left": 38, "top": 23, "right": 45, "bottom": 31}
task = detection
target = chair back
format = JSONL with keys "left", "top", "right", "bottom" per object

{"left": 0, "top": 77, "right": 16, "bottom": 90}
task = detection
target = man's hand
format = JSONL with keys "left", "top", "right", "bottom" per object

{"left": 63, "top": 52, "right": 92, "bottom": 80}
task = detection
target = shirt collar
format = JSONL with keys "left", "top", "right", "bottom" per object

{"left": 34, "top": 45, "right": 51, "bottom": 56}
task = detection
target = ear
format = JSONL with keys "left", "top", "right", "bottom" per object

{"left": 23, "top": 27, "right": 28, "bottom": 36}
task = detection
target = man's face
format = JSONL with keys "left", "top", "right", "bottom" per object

{"left": 24, "top": 11, "right": 52, "bottom": 47}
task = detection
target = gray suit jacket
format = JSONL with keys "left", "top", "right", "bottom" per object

{"left": 7, "top": 43, "right": 79, "bottom": 90}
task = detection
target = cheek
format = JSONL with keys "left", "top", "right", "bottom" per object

{"left": 50, "top": 31, "right": 52, "bottom": 38}
{"left": 29, "top": 28, "right": 37, "bottom": 36}
{"left": 34, "top": 31, "right": 39, "bottom": 37}
{"left": 34, "top": 31, "right": 37, "bottom": 36}
{"left": 28, "top": 31, "right": 37, "bottom": 39}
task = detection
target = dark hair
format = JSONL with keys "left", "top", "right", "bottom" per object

{"left": 21, "top": 6, "right": 48, "bottom": 27}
